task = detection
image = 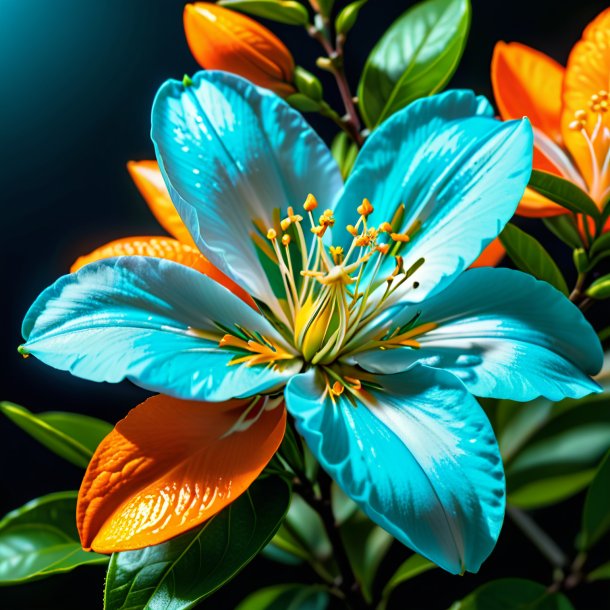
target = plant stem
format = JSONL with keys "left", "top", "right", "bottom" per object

{"left": 293, "top": 469, "right": 368, "bottom": 609}
{"left": 307, "top": 24, "right": 364, "bottom": 148}
{"left": 507, "top": 505, "right": 568, "bottom": 570}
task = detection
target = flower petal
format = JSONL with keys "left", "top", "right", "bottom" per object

{"left": 127, "top": 160, "right": 196, "bottom": 247}
{"left": 353, "top": 268, "right": 602, "bottom": 401}
{"left": 333, "top": 90, "right": 533, "bottom": 303}
{"left": 78, "top": 393, "right": 286, "bottom": 552}
{"left": 470, "top": 237, "right": 504, "bottom": 268}
{"left": 151, "top": 70, "right": 342, "bottom": 322}
{"left": 70, "top": 235, "right": 254, "bottom": 307}
{"left": 491, "top": 41, "right": 564, "bottom": 142}
{"left": 285, "top": 366, "right": 505, "bottom": 574}
{"left": 561, "top": 8, "right": 610, "bottom": 194}
{"left": 22, "top": 257, "right": 300, "bottom": 401}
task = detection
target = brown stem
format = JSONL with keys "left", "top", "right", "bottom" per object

{"left": 293, "top": 471, "right": 368, "bottom": 610}
{"left": 308, "top": 26, "right": 364, "bottom": 148}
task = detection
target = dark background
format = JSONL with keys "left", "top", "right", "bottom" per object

{"left": 1, "top": 0, "right": 609, "bottom": 608}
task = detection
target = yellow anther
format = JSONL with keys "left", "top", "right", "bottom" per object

{"left": 319, "top": 212, "right": 335, "bottom": 228}
{"left": 287, "top": 207, "right": 303, "bottom": 222}
{"left": 599, "top": 90, "right": 609, "bottom": 100}
{"left": 600, "top": 100, "right": 608, "bottom": 112}
{"left": 323, "top": 209, "right": 333, "bottom": 218}
{"left": 357, "top": 198, "right": 374, "bottom": 217}
{"left": 330, "top": 246, "right": 344, "bottom": 263}
{"left": 304, "top": 193, "right": 318, "bottom": 211}
{"left": 344, "top": 376, "right": 361, "bottom": 391}
{"left": 267, "top": 228, "right": 277, "bottom": 240}
{"left": 390, "top": 232, "right": 410, "bottom": 243}
{"left": 568, "top": 120, "right": 585, "bottom": 131}
{"left": 574, "top": 109, "right": 587, "bottom": 120}
{"left": 282, "top": 234, "right": 291, "bottom": 247}
{"left": 331, "top": 381, "right": 344, "bottom": 396}
{"left": 378, "top": 221, "right": 393, "bottom": 233}
{"left": 311, "top": 225, "right": 327, "bottom": 237}
{"left": 355, "top": 234, "right": 371, "bottom": 247}
{"left": 280, "top": 218, "right": 292, "bottom": 231}
{"left": 346, "top": 224, "right": 358, "bottom": 236}
{"left": 376, "top": 243, "right": 390, "bottom": 255}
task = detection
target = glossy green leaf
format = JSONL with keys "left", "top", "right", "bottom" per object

{"left": 218, "top": 0, "right": 310, "bottom": 25}
{"left": 0, "top": 401, "right": 112, "bottom": 469}
{"left": 506, "top": 398, "right": 610, "bottom": 509}
{"left": 0, "top": 492, "right": 107, "bottom": 585}
{"left": 235, "top": 584, "right": 330, "bottom": 610}
{"left": 499, "top": 223, "right": 569, "bottom": 295}
{"left": 542, "top": 216, "right": 583, "bottom": 250}
{"left": 586, "top": 274, "right": 610, "bottom": 300}
{"left": 528, "top": 170, "right": 600, "bottom": 219}
{"left": 335, "top": 0, "right": 367, "bottom": 35}
{"left": 331, "top": 483, "right": 359, "bottom": 525}
{"left": 581, "top": 450, "right": 610, "bottom": 549}
{"left": 330, "top": 132, "right": 358, "bottom": 180}
{"left": 449, "top": 578, "right": 575, "bottom": 610}
{"left": 341, "top": 512, "right": 393, "bottom": 602}
{"left": 588, "top": 561, "right": 610, "bottom": 582}
{"left": 287, "top": 93, "right": 322, "bottom": 112}
{"left": 104, "top": 475, "right": 291, "bottom": 610}
{"left": 313, "top": 0, "right": 334, "bottom": 18}
{"left": 380, "top": 553, "right": 436, "bottom": 605}
{"left": 357, "top": 0, "right": 470, "bottom": 128}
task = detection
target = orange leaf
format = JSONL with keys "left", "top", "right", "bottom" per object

{"left": 127, "top": 160, "right": 196, "bottom": 247}
{"left": 77, "top": 394, "right": 286, "bottom": 552}
{"left": 70, "top": 236, "right": 256, "bottom": 308}
{"left": 183, "top": 3, "right": 295, "bottom": 97}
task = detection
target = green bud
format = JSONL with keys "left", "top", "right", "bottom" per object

{"left": 293, "top": 66, "right": 323, "bottom": 102}
{"left": 586, "top": 274, "right": 610, "bottom": 300}
{"left": 287, "top": 93, "right": 322, "bottom": 113}
{"left": 335, "top": 0, "right": 367, "bottom": 36}
{"left": 573, "top": 248, "right": 588, "bottom": 273}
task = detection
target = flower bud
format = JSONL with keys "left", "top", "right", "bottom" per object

{"left": 184, "top": 3, "right": 295, "bottom": 97}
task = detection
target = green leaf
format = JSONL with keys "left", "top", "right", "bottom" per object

{"left": 588, "top": 561, "right": 610, "bottom": 582}
{"left": 104, "top": 475, "right": 291, "bottom": 610}
{"left": 586, "top": 274, "right": 610, "bottom": 300}
{"left": 528, "top": 170, "right": 600, "bottom": 219}
{"left": 0, "top": 492, "right": 108, "bottom": 585}
{"left": 499, "top": 223, "right": 569, "bottom": 295}
{"left": 341, "top": 512, "right": 393, "bottom": 602}
{"left": 506, "top": 398, "right": 610, "bottom": 509}
{"left": 589, "top": 231, "right": 610, "bottom": 257}
{"left": 0, "top": 401, "right": 112, "bottom": 469}
{"left": 218, "top": 0, "right": 310, "bottom": 25}
{"left": 335, "top": 0, "right": 367, "bottom": 36}
{"left": 581, "top": 450, "right": 610, "bottom": 549}
{"left": 287, "top": 93, "right": 322, "bottom": 112}
{"left": 357, "top": 0, "right": 470, "bottom": 128}
{"left": 313, "top": 0, "right": 334, "bottom": 18}
{"left": 381, "top": 554, "right": 436, "bottom": 603}
{"left": 449, "top": 578, "right": 575, "bottom": 610}
{"left": 542, "top": 216, "right": 583, "bottom": 250}
{"left": 330, "top": 132, "right": 358, "bottom": 180}
{"left": 235, "top": 584, "right": 330, "bottom": 610}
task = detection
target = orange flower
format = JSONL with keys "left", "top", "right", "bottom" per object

{"left": 492, "top": 8, "right": 610, "bottom": 229}
{"left": 183, "top": 2, "right": 295, "bottom": 97}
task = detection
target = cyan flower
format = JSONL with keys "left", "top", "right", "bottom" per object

{"left": 20, "top": 71, "right": 602, "bottom": 574}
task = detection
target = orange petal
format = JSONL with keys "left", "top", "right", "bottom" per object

{"left": 492, "top": 41, "right": 564, "bottom": 142}
{"left": 77, "top": 394, "right": 286, "bottom": 552}
{"left": 184, "top": 3, "right": 295, "bottom": 97}
{"left": 470, "top": 238, "right": 505, "bottom": 268}
{"left": 561, "top": 8, "right": 610, "bottom": 195}
{"left": 70, "top": 236, "right": 256, "bottom": 307}
{"left": 517, "top": 187, "right": 566, "bottom": 217}
{"left": 127, "top": 160, "right": 196, "bottom": 247}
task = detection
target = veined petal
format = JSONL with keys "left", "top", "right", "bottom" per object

{"left": 70, "top": 235, "right": 254, "bottom": 307}
{"left": 491, "top": 41, "right": 564, "bottom": 142}
{"left": 78, "top": 393, "right": 286, "bottom": 552}
{"left": 334, "top": 90, "right": 533, "bottom": 303}
{"left": 561, "top": 8, "right": 610, "bottom": 193}
{"left": 151, "top": 70, "right": 342, "bottom": 322}
{"left": 127, "top": 160, "right": 196, "bottom": 247}
{"left": 354, "top": 268, "right": 602, "bottom": 401}
{"left": 22, "top": 257, "right": 300, "bottom": 401}
{"left": 285, "top": 366, "right": 505, "bottom": 574}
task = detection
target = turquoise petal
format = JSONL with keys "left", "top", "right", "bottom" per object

{"left": 151, "top": 71, "right": 342, "bottom": 323}
{"left": 285, "top": 366, "right": 505, "bottom": 574}
{"left": 334, "top": 90, "right": 533, "bottom": 303}
{"left": 353, "top": 268, "right": 602, "bottom": 401}
{"left": 22, "top": 257, "right": 301, "bottom": 401}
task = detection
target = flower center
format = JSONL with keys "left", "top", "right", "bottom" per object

{"left": 568, "top": 89, "right": 610, "bottom": 204}
{"left": 263, "top": 194, "right": 424, "bottom": 364}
